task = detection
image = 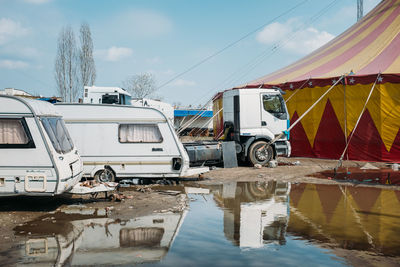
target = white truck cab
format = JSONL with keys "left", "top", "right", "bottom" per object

{"left": 83, "top": 86, "right": 131, "bottom": 105}
{"left": 218, "top": 88, "right": 291, "bottom": 166}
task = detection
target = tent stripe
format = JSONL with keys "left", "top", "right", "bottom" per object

{"left": 359, "top": 31, "right": 400, "bottom": 74}
{"left": 290, "top": 2, "right": 400, "bottom": 81}
{"left": 249, "top": 0, "right": 395, "bottom": 85}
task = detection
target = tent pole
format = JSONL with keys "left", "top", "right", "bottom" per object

{"left": 343, "top": 81, "right": 348, "bottom": 160}
{"left": 265, "top": 75, "right": 345, "bottom": 147}
{"left": 335, "top": 73, "right": 381, "bottom": 170}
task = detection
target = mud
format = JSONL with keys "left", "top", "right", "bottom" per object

{"left": 200, "top": 157, "right": 400, "bottom": 190}
{"left": 1, "top": 157, "right": 399, "bottom": 266}
{"left": 0, "top": 187, "right": 186, "bottom": 265}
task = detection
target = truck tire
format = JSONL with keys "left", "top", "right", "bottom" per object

{"left": 94, "top": 168, "right": 116, "bottom": 183}
{"left": 248, "top": 141, "right": 273, "bottom": 166}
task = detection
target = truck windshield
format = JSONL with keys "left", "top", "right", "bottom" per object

{"left": 102, "top": 94, "right": 119, "bottom": 104}
{"left": 262, "top": 94, "right": 287, "bottom": 119}
{"left": 41, "top": 117, "right": 74, "bottom": 154}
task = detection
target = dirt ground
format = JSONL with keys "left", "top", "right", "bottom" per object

{"left": 0, "top": 188, "right": 186, "bottom": 264}
{"left": 0, "top": 157, "right": 399, "bottom": 266}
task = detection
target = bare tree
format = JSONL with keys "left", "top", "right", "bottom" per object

{"left": 79, "top": 22, "right": 96, "bottom": 87}
{"left": 122, "top": 73, "right": 157, "bottom": 99}
{"left": 55, "top": 26, "right": 80, "bottom": 102}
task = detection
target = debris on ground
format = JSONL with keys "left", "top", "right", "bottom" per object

{"left": 254, "top": 164, "right": 262, "bottom": 169}
{"left": 154, "top": 194, "right": 187, "bottom": 213}
{"left": 360, "top": 163, "right": 379, "bottom": 170}
{"left": 81, "top": 180, "right": 100, "bottom": 188}
{"left": 136, "top": 186, "right": 153, "bottom": 193}
{"left": 268, "top": 160, "right": 278, "bottom": 168}
{"left": 278, "top": 159, "right": 301, "bottom": 166}
{"left": 156, "top": 190, "right": 181, "bottom": 196}
{"left": 109, "top": 193, "right": 134, "bottom": 202}
{"left": 184, "top": 187, "right": 210, "bottom": 194}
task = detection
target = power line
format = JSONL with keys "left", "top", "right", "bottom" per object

{"left": 156, "top": 0, "right": 309, "bottom": 92}
{"left": 184, "top": 0, "right": 342, "bottom": 108}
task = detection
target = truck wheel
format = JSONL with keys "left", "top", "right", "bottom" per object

{"left": 248, "top": 141, "right": 273, "bottom": 166}
{"left": 94, "top": 168, "right": 116, "bottom": 183}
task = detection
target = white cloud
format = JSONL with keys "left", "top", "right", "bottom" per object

{"left": 162, "top": 69, "right": 175, "bottom": 75}
{"left": 96, "top": 46, "right": 133, "bottom": 62}
{"left": 23, "top": 0, "right": 51, "bottom": 4}
{"left": 115, "top": 9, "right": 173, "bottom": 38}
{"left": 171, "top": 79, "right": 196, "bottom": 87}
{"left": 0, "top": 18, "right": 30, "bottom": 45}
{"left": 256, "top": 19, "right": 335, "bottom": 55}
{"left": 0, "top": 59, "right": 29, "bottom": 69}
{"left": 146, "top": 57, "right": 161, "bottom": 64}
{"left": 1, "top": 46, "right": 41, "bottom": 59}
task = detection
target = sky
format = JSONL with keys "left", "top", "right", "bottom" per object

{"left": 0, "top": 0, "right": 381, "bottom": 106}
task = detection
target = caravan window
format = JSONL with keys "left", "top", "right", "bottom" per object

{"left": 0, "top": 118, "right": 35, "bottom": 148}
{"left": 41, "top": 117, "right": 74, "bottom": 154}
{"left": 119, "top": 124, "right": 163, "bottom": 143}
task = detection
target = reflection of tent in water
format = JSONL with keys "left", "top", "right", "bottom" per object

{"left": 240, "top": 0, "right": 400, "bottom": 161}
{"left": 289, "top": 183, "right": 400, "bottom": 256}
{"left": 13, "top": 208, "right": 187, "bottom": 266}
{"left": 212, "top": 181, "right": 290, "bottom": 248}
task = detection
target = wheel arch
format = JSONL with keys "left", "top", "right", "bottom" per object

{"left": 91, "top": 165, "right": 117, "bottom": 179}
{"left": 243, "top": 135, "right": 276, "bottom": 158}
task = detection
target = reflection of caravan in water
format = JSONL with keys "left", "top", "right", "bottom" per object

{"left": 56, "top": 104, "right": 207, "bottom": 181}
{"left": 83, "top": 86, "right": 132, "bottom": 105}
{"left": 212, "top": 181, "right": 290, "bottom": 248}
{"left": 14, "top": 209, "right": 187, "bottom": 266}
{"left": 0, "top": 96, "right": 83, "bottom": 196}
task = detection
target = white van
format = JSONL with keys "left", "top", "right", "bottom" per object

{"left": 56, "top": 103, "right": 208, "bottom": 182}
{"left": 83, "top": 86, "right": 132, "bottom": 105}
{"left": 0, "top": 96, "right": 83, "bottom": 196}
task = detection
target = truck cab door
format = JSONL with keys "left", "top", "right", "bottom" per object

{"left": 260, "top": 93, "right": 288, "bottom": 136}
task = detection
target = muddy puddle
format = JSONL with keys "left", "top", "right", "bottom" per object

{"left": 4, "top": 182, "right": 400, "bottom": 266}
{"left": 311, "top": 167, "right": 400, "bottom": 185}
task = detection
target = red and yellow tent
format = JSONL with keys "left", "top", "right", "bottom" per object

{"left": 240, "top": 0, "right": 400, "bottom": 161}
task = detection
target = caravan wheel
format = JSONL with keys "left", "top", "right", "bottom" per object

{"left": 94, "top": 168, "right": 116, "bottom": 183}
{"left": 248, "top": 141, "right": 273, "bottom": 166}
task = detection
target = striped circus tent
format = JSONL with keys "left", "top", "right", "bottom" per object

{"left": 240, "top": 0, "right": 400, "bottom": 161}
{"left": 288, "top": 183, "right": 400, "bottom": 256}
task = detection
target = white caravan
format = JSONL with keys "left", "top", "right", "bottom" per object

{"left": 56, "top": 103, "right": 208, "bottom": 181}
{"left": 0, "top": 96, "right": 83, "bottom": 196}
{"left": 131, "top": 98, "right": 175, "bottom": 125}
{"left": 83, "top": 86, "right": 132, "bottom": 105}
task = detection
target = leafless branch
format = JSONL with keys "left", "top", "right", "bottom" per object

{"left": 79, "top": 22, "right": 96, "bottom": 88}
{"left": 54, "top": 25, "right": 80, "bottom": 102}
{"left": 122, "top": 73, "right": 156, "bottom": 99}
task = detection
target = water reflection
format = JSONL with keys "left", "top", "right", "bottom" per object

{"left": 9, "top": 182, "right": 400, "bottom": 266}
{"left": 13, "top": 207, "right": 186, "bottom": 266}
{"left": 208, "top": 181, "right": 400, "bottom": 256}
{"left": 288, "top": 183, "right": 400, "bottom": 256}
{"left": 211, "top": 181, "right": 290, "bottom": 248}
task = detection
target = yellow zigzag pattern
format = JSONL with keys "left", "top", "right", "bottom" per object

{"left": 291, "top": 184, "right": 400, "bottom": 247}
{"left": 284, "top": 82, "right": 400, "bottom": 151}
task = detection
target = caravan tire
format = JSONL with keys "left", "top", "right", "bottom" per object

{"left": 248, "top": 141, "right": 273, "bottom": 166}
{"left": 94, "top": 168, "right": 116, "bottom": 183}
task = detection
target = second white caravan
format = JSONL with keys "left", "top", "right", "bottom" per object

{"left": 56, "top": 103, "right": 208, "bottom": 182}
